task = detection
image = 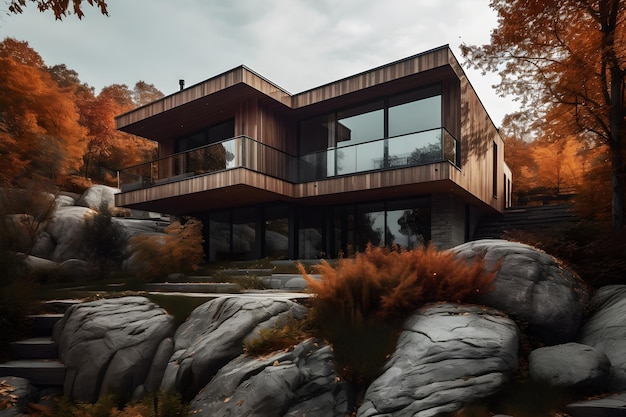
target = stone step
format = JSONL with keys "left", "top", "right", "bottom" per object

{"left": 0, "top": 360, "right": 65, "bottom": 386}
{"left": 144, "top": 282, "right": 241, "bottom": 293}
{"left": 28, "top": 314, "right": 65, "bottom": 338}
{"left": 261, "top": 274, "right": 320, "bottom": 291}
{"left": 42, "top": 299, "right": 83, "bottom": 313}
{"left": 10, "top": 338, "right": 58, "bottom": 360}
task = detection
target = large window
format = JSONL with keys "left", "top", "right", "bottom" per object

{"left": 298, "top": 85, "right": 444, "bottom": 178}
{"left": 176, "top": 119, "right": 235, "bottom": 152}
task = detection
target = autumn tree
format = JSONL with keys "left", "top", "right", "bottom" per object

{"left": 462, "top": 0, "right": 626, "bottom": 230}
{"left": 0, "top": 38, "right": 86, "bottom": 185}
{"left": 78, "top": 83, "right": 159, "bottom": 183}
{"left": 8, "top": 0, "right": 108, "bottom": 20}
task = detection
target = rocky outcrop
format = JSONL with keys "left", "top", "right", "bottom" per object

{"left": 357, "top": 303, "right": 519, "bottom": 417}
{"left": 451, "top": 239, "right": 589, "bottom": 344}
{"left": 75, "top": 185, "right": 119, "bottom": 211}
{"left": 161, "top": 296, "right": 308, "bottom": 399}
{"left": 577, "top": 285, "right": 626, "bottom": 391}
{"left": 39, "top": 206, "right": 95, "bottom": 262}
{"left": 529, "top": 343, "right": 610, "bottom": 392}
{"left": 189, "top": 338, "right": 350, "bottom": 417}
{"left": 53, "top": 296, "right": 175, "bottom": 403}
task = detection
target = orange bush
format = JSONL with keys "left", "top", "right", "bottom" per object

{"left": 301, "top": 244, "right": 495, "bottom": 322}
{"left": 299, "top": 244, "right": 496, "bottom": 386}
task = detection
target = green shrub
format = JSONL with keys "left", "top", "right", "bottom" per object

{"left": 299, "top": 244, "right": 496, "bottom": 386}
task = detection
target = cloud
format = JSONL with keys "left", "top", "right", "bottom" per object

{"left": 0, "top": 0, "right": 517, "bottom": 124}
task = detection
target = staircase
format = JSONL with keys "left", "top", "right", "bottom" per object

{"left": 473, "top": 204, "right": 579, "bottom": 240}
{"left": 0, "top": 300, "right": 78, "bottom": 387}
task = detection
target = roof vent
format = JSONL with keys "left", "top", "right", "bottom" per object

{"left": 179, "top": 79, "right": 185, "bottom": 91}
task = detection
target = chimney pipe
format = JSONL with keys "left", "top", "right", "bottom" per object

{"left": 179, "top": 79, "right": 185, "bottom": 91}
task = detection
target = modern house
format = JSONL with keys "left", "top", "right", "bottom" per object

{"left": 115, "top": 45, "right": 511, "bottom": 262}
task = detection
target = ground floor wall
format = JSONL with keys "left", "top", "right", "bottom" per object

{"left": 193, "top": 193, "right": 480, "bottom": 261}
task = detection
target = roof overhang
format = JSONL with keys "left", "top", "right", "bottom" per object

{"left": 115, "top": 45, "right": 463, "bottom": 142}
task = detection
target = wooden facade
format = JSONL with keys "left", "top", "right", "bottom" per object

{"left": 115, "top": 45, "right": 510, "bottom": 253}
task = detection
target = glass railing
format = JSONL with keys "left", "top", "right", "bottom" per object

{"left": 118, "top": 136, "right": 298, "bottom": 191}
{"left": 299, "top": 128, "right": 457, "bottom": 181}
{"left": 118, "top": 128, "right": 457, "bottom": 191}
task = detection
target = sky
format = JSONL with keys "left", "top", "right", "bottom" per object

{"left": 0, "top": 0, "right": 518, "bottom": 126}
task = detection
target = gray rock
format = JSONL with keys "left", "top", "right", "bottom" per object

{"left": 189, "top": 338, "right": 349, "bottom": 417}
{"left": 53, "top": 296, "right": 175, "bottom": 403}
{"left": 132, "top": 337, "right": 175, "bottom": 401}
{"left": 529, "top": 343, "right": 611, "bottom": 392}
{"left": 23, "top": 255, "right": 58, "bottom": 276}
{"left": 566, "top": 392, "right": 626, "bottom": 417}
{"left": 161, "top": 296, "right": 308, "bottom": 399}
{"left": 55, "top": 194, "right": 76, "bottom": 209}
{"left": 31, "top": 231, "right": 55, "bottom": 259}
{"left": 45, "top": 206, "right": 95, "bottom": 262}
{"left": 0, "top": 377, "right": 36, "bottom": 417}
{"left": 578, "top": 285, "right": 626, "bottom": 391}
{"left": 358, "top": 303, "right": 519, "bottom": 417}
{"left": 58, "top": 258, "right": 95, "bottom": 281}
{"left": 76, "top": 185, "right": 120, "bottom": 211}
{"left": 112, "top": 218, "right": 167, "bottom": 237}
{"left": 451, "top": 239, "right": 589, "bottom": 344}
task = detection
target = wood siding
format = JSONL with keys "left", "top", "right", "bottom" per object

{"left": 291, "top": 47, "right": 454, "bottom": 108}
{"left": 115, "top": 45, "right": 508, "bottom": 214}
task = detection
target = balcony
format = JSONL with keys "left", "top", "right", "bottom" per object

{"left": 117, "top": 129, "right": 457, "bottom": 192}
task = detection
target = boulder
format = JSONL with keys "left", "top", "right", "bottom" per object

{"left": 578, "top": 285, "right": 626, "bottom": 391}
{"left": 0, "top": 377, "right": 36, "bottom": 417}
{"left": 76, "top": 185, "right": 120, "bottom": 211}
{"left": 55, "top": 194, "right": 76, "bottom": 209}
{"left": 45, "top": 206, "right": 95, "bottom": 262}
{"left": 161, "top": 296, "right": 308, "bottom": 399}
{"left": 451, "top": 239, "right": 589, "bottom": 344}
{"left": 23, "top": 255, "right": 58, "bottom": 276}
{"left": 358, "top": 303, "right": 519, "bottom": 417}
{"left": 31, "top": 231, "right": 55, "bottom": 259}
{"left": 112, "top": 218, "right": 167, "bottom": 237}
{"left": 53, "top": 296, "right": 175, "bottom": 403}
{"left": 529, "top": 343, "right": 611, "bottom": 392}
{"left": 189, "top": 338, "right": 350, "bottom": 417}
{"left": 57, "top": 259, "right": 95, "bottom": 281}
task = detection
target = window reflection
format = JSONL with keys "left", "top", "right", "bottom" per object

{"left": 337, "top": 104, "right": 384, "bottom": 146}
{"left": 298, "top": 85, "right": 447, "bottom": 179}
{"left": 389, "top": 96, "right": 441, "bottom": 137}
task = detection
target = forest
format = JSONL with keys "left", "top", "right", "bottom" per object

{"left": 0, "top": 37, "right": 161, "bottom": 192}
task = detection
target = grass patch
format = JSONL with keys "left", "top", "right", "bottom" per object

{"left": 243, "top": 315, "right": 312, "bottom": 356}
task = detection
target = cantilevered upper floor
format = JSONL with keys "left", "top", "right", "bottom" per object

{"left": 115, "top": 45, "right": 510, "bottom": 215}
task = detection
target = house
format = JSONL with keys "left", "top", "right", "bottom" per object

{"left": 115, "top": 45, "right": 511, "bottom": 262}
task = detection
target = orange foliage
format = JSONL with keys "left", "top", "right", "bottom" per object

{"left": 0, "top": 40, "right": 87, "bottom": 184}
{"left": 0, "top": 37, "right": 160, "bottom": 185}
{"left": 302, "top": 244, "right": 495, "bottom": 322}
{"left": 129, "top": 218, "right": 205, "bottom": 281}
{"left": 299, "top": 244, "right": 496, "bottom": 385}
{"left": 462, "top": 0, "right": 626, "bottom": 228}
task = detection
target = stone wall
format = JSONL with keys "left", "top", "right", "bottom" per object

{"left": 431, "top": 194, "right": 466, "bottom": 249}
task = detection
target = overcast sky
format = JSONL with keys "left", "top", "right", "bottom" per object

{"left": 0, "top": 0, "right": 518, "bottom": 126}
